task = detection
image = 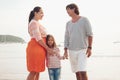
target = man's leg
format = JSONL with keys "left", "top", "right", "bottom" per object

{"left": 76, "top": 72, "right": 82, "bottom": 80}
{"left": 81, "top": 72, "right": 88, "bottom": 80}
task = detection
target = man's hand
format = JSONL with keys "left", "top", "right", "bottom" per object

{"left": 64, "top": 51, "right": 68, "bottom": 59}
{"left": 86, "top": 48, "right": 92, "bottom": 57}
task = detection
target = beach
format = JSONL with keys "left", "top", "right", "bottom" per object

{"left": 0, "top": 43, "right": 120, "bottom": 80}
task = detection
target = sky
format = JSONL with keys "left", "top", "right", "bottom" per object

{"left": 0, "top": 0, "right": 120, "bottom": 53}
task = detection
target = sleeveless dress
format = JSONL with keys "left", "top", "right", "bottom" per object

{"left": 26, "top": 19, "right": 47, "bottom": 72}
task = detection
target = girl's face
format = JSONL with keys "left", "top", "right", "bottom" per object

{"left": 47, "top": 37, "right": 54, "bottom": 47}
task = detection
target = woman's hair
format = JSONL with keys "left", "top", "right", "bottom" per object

{"left": 46, "top": 34, "right": 57, "bottom": 48}
{"left": 66, "top": 3, "right": 79, "bottom": 15}
{"left": 28, "top": 6, "right": 41, "bottom": 23}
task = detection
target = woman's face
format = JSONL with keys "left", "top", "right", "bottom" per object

{"left": 47, "top": 37, "right": 54, "bottom": 47}
{"left": 36, "top": 9, "right": 44, "bottom": 20}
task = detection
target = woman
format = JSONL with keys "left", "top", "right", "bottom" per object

{"left": 26, "top": 6, "right": 53, "bottom": 80}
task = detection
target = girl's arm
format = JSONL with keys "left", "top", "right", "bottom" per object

{"left": 55, "top": 48, "right": 65, "bottom": 60}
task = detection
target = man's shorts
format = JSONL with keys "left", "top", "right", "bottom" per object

{"left": 69, "top": 49, "right": 87, "bottom": 73}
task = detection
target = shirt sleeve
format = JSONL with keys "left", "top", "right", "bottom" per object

{"left": 30, "top": 21, "right": 42, "bottom": 41}
{"left": 64, "top": 23, "right": 69, "bottom": 48}
{"left": 84, "top": 18, "right": 93, "bottom": 36}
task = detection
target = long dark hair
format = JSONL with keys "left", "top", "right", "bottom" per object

{"left": 28, "top": 6, "right": 41, "bottom": 23}
{"left": 66, "top": 3, "right": 79, "bottom": 15}
{"left": 46, "top": 34, "right": 57, "bottom": 48}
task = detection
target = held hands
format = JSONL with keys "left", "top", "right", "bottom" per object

{"left": 63, "top": 51, "right": 68, "bottom": 59}
{"left": 62, "top": 55, "right": 66, "bottom": 60}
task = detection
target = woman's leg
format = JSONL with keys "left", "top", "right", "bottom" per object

{"left": 26, "top": 72, "right": 36, "bottom": 80}
{"left": 35, "top": 72, "right": 40, "bottom": 80}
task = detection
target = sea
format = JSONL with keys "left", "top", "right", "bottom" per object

{"left": 0, "top": 43, "right": 120, "bottom": 80}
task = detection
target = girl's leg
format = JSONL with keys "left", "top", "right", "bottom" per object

{"left": 26, "top": 72, "right": 36, "bottom": 80}
{"left": 35, "top": 72, "right": 40, "bottom": 80}
{"left": 48, "top": 68, "right": 54, "bottom": 80}
{"left": 54, "top": 68, "right": 61, "bottom": 80}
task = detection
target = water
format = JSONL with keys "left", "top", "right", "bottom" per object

{"left": 0, "top": 43, "right": 27, "bottom": 80}
{"left": 0, "top": 43, "right": 120, "bottom": 80}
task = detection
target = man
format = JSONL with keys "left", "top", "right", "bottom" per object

{"left": 64, "top": 3, "right": 93, "bottom": 80}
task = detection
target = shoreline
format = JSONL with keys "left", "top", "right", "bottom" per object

{"left": 0, "top": 44, "right": 120, "bottom": 80}
{"left": 0, "top": 57, "right": 120, "bottom": 80}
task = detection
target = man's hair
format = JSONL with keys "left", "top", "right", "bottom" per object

{"left": 66, "top": 3, "right": 79, "bottom": 15}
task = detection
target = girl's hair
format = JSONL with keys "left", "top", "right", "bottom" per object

{"left": 66, "top": 3, "right": 79, "bottom": 15}
{"left": 28, "top": 6, "right": 41, "bottom": 23}
{"left": 46, "top": 34, "right": 57, "bottom": 48}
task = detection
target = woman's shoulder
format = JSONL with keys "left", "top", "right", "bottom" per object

{"left": 29, "top": 20, "right": 39, "bottom": 28}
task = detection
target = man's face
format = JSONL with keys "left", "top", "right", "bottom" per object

{"left": 66, "top": 8, "right": 74, "bottom": 16}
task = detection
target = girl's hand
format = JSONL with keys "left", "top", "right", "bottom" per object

{"left": 62, "top": 56, "right": 66, "bottom": 60}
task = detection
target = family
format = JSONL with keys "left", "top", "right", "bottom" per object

{"left": 26, "top": 3, "right": 93, "bottom": 80}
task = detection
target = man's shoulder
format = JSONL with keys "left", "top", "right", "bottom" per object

{"left": 67, "top": 20, "right": 71, "bottom": 23}
{"left": 81, "top": 16, "right": 89, "bottom": 20}
{"left": 80, "top": 16, "right": 88, "bottom": 20}
{"left": 79, "top": 16, "right": 90, "bottom": 23}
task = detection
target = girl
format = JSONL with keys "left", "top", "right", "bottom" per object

{"left": 46, "top": 34, "right": 65, "bottom": 80}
